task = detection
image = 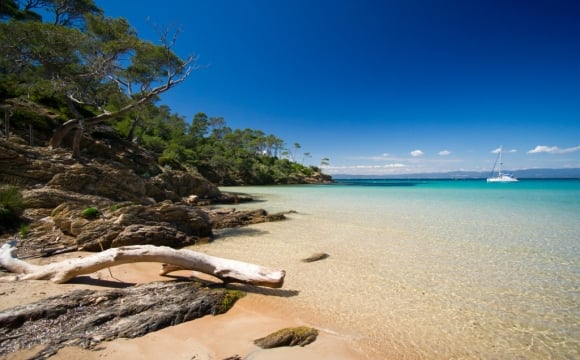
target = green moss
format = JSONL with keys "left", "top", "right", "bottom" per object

{"left": 110, "top": 202, "right": 133, "bottom": 211}
{"left": 80, "top": 207, "right": 100, "bottom": 219}
{"left": 214, "top": 289, "right": 246, "bottom": 315}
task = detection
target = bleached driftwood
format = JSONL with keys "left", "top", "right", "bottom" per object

{"left": 0, "top": 242, "right": 285, "bottom": 288}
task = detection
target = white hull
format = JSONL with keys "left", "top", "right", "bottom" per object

{"left": 486, "top": 174, "right": 519, "bottom": 183}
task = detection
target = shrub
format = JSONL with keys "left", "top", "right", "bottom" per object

{"left": 0, "top": 186, "right": 24, "bottom": 228}
{"left": 80, "top": 207, "right": 100, "bottom": 219}
{"left": 19, "top": 224, "right": 30, "bottom": 238}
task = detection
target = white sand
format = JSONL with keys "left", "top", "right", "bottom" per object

{"left": 1, "top": 254, "right": 367, "bottom": 360}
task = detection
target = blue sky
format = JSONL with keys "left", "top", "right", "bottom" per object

{"left": 100, "top": 0, "right": 580, "bottom": 175}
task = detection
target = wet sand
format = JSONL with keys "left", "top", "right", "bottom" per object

{"left": 0, "top": 253, "right": 367, "bottom": 360}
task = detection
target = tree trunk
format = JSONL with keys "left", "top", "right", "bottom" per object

{"left": 72, "top": 119, "right": 84, "bottom": 160}
{"left": 49, "top": 119, "right": 78, "bottom": 149}
{"left": 127, "top": 114, "right": 141, "bottom": 141}
{"left": 0, "top": 243, "right": 285, "bottom": 288}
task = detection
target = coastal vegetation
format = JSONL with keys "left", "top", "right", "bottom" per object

{"left": 79, "top": 206, "right": 100, "bottom": 219}
{"left": 0, "top": 0, "right": 330, "bottom": 186}
{"left": 0, "top": 185, "right": 24, "bottom": 230}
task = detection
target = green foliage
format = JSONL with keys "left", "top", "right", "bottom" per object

{"left": 19, "top": 224, "right": 30, "bottom": 238}
{"left": 0, "top": 2, "right": 329, "bottom": 185}
{"left": 0, "top": 186, "right": 24, "bottom": 229}
{"left": 0, "top": 0, "right": 41, "bottom": 21}
{"left": 80, "top": 207, "right": 100, "bottom": 219}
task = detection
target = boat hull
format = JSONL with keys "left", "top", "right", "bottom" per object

{"left": 486, "top": 175, "right": 519, "bottom": 183}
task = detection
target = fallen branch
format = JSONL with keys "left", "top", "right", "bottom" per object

{"left": 0, "top": 242, "right": 285, "bottom": 288}
{"left": 41, "top": 246, "right": 78, "bottom": 257}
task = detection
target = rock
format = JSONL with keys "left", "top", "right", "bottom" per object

{"left": 112, "top": 202, "right": 212, "bottom": 235}
{"left": 254, "top": 326, "right": 319, "bottom": 349}
{"left": 183, "top": 194, "right": 198, "bottom": 205}
{"left": 0, "top": 141, "right": 73, "bottom": 187}
{"left": 206, "top": 209, "right": 287, "bottom": 229}
{"left": 76, "top": 202, "right": 213, "bottom": 251}
{"left": 48, "top": 162, "right": 149, "bottom": 203}
{"left": 301, "top": 252, "right": 330, "bottom": 263}
{"left": 0, "top": 140, "right": 288, "bottom": 256}
{"left": 0, "top": 280, "right": 245, "bottom": 359}
{"left": 22, "top": 188, "right": 113, "bottom": 210}
{"left": 149, "top": 170, "right": 221, "bottom": 201}
{"left": 0, "top": 140, "right": 222, "bottom": 205}
{"left": 111, "top": 224, "right": 195, "bottom": 248}
{"left": 14, "top": 196, "right": 287, "bottom": 254}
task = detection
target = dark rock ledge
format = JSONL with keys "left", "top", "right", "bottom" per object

{"left": 0, "top": 280, "right": 245, "bottom": 360}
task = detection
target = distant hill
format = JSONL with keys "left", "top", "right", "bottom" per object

{"left": 333, "top": 168, "right": 580, "bottom": 180}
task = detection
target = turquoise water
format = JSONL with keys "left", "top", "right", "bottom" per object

{"left": 212, "top": 179, "right": 580, "bottom": 359}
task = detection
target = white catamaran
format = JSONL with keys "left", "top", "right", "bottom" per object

{"left": 486, "top": 146, "right": 519, "bottom": 183}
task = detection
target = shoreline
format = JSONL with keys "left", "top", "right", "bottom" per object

{"left": 1, "top": 253, "right": 368, "bottom": 360}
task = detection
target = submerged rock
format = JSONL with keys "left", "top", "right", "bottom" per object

{"left": 301, "top": 252, "right": 330, "bottom": 263}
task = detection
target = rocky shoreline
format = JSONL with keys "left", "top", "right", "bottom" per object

{"left": 0, "top": 136, "right": 326, "bottom": 359}
{"left": 1, "top": 138, "right": 290, "bottom": 255}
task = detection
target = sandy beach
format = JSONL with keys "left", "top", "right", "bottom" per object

{"left": 6, "top": 181, "right": 578, "bottom": 359}
{"left": 0, "top": 253, "right": 367, "bottom": 360}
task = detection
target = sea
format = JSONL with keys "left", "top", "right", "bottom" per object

{"left": 197, "top": 179, "right": 580, "bottom": 359}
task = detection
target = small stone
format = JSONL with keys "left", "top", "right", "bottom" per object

{"left": 301, "top": 252, "right": 329, "bottom": 263}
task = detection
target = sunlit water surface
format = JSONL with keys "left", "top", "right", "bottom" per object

{"left": 194, "top": 179, "right": 580, "bottom": 359}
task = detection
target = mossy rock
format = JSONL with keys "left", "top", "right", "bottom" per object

{"left": 214, "top": 289, "right": 246, "bottom": 315}
{"left": 254, "top": 326, "right": 318, "bottom": 348}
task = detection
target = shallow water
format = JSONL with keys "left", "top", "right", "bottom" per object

{"left": 195, "top": 179, "right": 580, "bottom": 359}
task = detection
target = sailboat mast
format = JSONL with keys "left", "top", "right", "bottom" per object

{"left": 498, "top": 146, "right": 502, "bottom": 176}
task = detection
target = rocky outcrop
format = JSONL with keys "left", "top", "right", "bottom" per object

{"left": 205, "top": 208, "right": 288, "bottom": 229}
{"left": 20, "top": 200, "right": 212, "bottom": 252}
{"left": 22, "top": 187, "right": 114, "bottom": 210}
{"left": 0, "top": 140, "right": 220, "bottom": 204}
{"left": 15, "top": 191, "right": 287, "bottom": 256}
{"left": 46, "top": 160, "right": 221, "bottom": 204}
{"left": 0, "top": 141, "right": 76, "bottom": 187}
{"left": 148, "top": 170, "right": 221, "bottom": 201}
{"left": 1, "top": 138, "right": 287, "bottom": 257}
{"left": 0, "top": 280, "right": 245, "bottom": 359}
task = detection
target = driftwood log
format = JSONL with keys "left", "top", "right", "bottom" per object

{"left": 0, "top": 242, "right": 285, "bottom": 288}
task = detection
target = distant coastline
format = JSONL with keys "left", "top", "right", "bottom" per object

{"left": 332, "top": 167, "right": 580, "bottom": 180}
